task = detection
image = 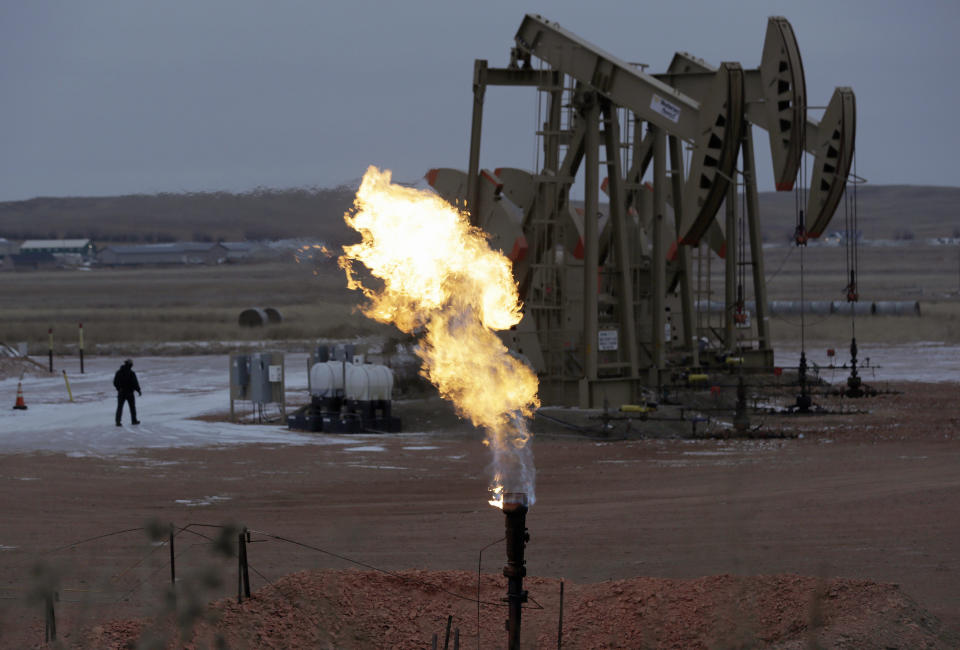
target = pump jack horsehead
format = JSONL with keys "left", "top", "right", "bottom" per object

{"left": 427, "top": 14, "right": 855, "bottom": 408}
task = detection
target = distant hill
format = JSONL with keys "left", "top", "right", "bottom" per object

{"left": 0, "top": 184, "right": 956, "bottom": 246}
{"left": 0, "top": 187, "right": 359, "bottom": 245}
{"left": 751, "top": 185, "right": 960, "bottom": 242}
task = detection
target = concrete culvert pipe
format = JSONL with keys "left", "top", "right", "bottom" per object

{"left": 831, "top": 301, "right": 875, "bottom": 316}
{"left": 873, "top": 301, "right": 921, "bottom": 316}
{"left": 264, "top": 307, "right": 283, "bottom": 324}
{"left": 238, "top": 308, "right": 268, "bottom": 327}
{"left": 768, "top": 300, "right": 834, "bottom": 315}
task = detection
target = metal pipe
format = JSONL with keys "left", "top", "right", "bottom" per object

{"left": 503, "top": 493, "right": 529, "bottom": 650}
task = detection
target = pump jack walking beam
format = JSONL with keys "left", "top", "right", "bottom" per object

{"left": 513, "top": 14, "right": 744, "bottom": 247}
{"left": 656, "top": 16, "right": 856, "bottom": 238}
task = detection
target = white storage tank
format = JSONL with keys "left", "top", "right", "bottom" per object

{"left": 345, "top": 363, "right": 394, "bottom": 401}
{"left": 367, "top": 365, "right": 394, "bottom": 400}
{"left": 309, "top": 361, "right": 346, "bottom": 398}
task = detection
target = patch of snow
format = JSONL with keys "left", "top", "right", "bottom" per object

{"left": 174, "top": 495, "right": 231, "bottom": 507}
{"left": 777, "top": 343, "right": 960, "bottom": 384}
{"left": 682, "top": 450, "right": 738, "bottom": 456}
{"left": 343, "top": 445, "right": 387, "bottom": 453}
{"left": 0, "top": 354, "right": 363, "bottom": 455}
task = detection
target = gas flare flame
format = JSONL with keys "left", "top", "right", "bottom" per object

{"left": 339, "top": 167, "right": 539, "bottom": 507}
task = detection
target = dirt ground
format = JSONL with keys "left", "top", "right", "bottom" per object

{"left": 2, "top": 382, "right": 959, "bottom": 647}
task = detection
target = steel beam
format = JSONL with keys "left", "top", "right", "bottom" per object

{"left": 669, "top": 135, "right": 699, "bottom": 366}
{"left": 466, "top": 60, "right": 488, "bottom": 227}
{"left": 583, "top": 94, "right": 600, "bottom": 385}
{"left": 600, "top": 99, "right": 640, "bottom": 381}
{"left": 513, "top": 14, "right": 743, "bottom": 247}
{"left": 742, "top": 126, "right": 771, "bottom": 352}
{"left": 724, "top": 178, "right": 737, "bottom": 350}
{"left": 651, "top": 127, "right": 666, "bottom": 382}
{"left": 515, "top": 15, "right": 700, "bottom": 137}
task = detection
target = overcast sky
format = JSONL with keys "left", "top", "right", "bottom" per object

{"left": 1, "top": 1, "right": 957, "bottom": 201}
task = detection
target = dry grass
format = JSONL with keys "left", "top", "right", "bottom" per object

{"left": 704, "top": 242, "right": 960, "bottom": 344}
{"left": 0, "top": 261, "right": 394, "bottom": 352}
{"left": 2, "top": 242, "right": 959, "bottom": 353}
{"left": 768, "top": 303, "right": 960, "bottom": 345}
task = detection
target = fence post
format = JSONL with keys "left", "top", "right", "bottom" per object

{"left": 238, "top": 527, "right": 251, "bottom": 601}
{"left": 557, "top": 579, "right": 564, "bottom": 650}
{"left": 44, "top": 590, "right": 57, "bottom": 642}
{"left": 48, "top": 328, "right": 54, "bottom": 373}
{"left": 170, "top": 523, "right": 177, "bottom": 596}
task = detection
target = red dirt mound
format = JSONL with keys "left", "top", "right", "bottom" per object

{"left": 86, "top": 569, "right": 956, "bottom": 649}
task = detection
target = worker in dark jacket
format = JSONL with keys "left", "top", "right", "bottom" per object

{"left": 114, "top": 359, "right": 142, "bottom": 426}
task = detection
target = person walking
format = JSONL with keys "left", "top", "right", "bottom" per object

{"left": 114, "top": 358, "right": 141, "bottom": 426}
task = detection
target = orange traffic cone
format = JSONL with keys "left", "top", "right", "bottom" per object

{"left": 12, "top": 381, "right": 27, "bottom": 410}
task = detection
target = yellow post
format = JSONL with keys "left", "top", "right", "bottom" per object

{"left": 62, "top": 370, "right": 74, "bottom": 403}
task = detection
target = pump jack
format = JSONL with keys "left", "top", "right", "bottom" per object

{"left": 428, "top": 14, "right": 856, "bottom": 408}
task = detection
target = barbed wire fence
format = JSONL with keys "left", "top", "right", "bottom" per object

{"left": 4, "top": 520, "right": 547, "bottom": 647}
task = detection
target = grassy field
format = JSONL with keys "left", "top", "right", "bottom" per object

{"left": 2, "top": 241, "right": 959, "bottom": 355}
{"left": 716, "top": 242, "right": 960, "bottom": 344}
{"left": 0, "top": 260, "right": 395, "bottom": 354}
